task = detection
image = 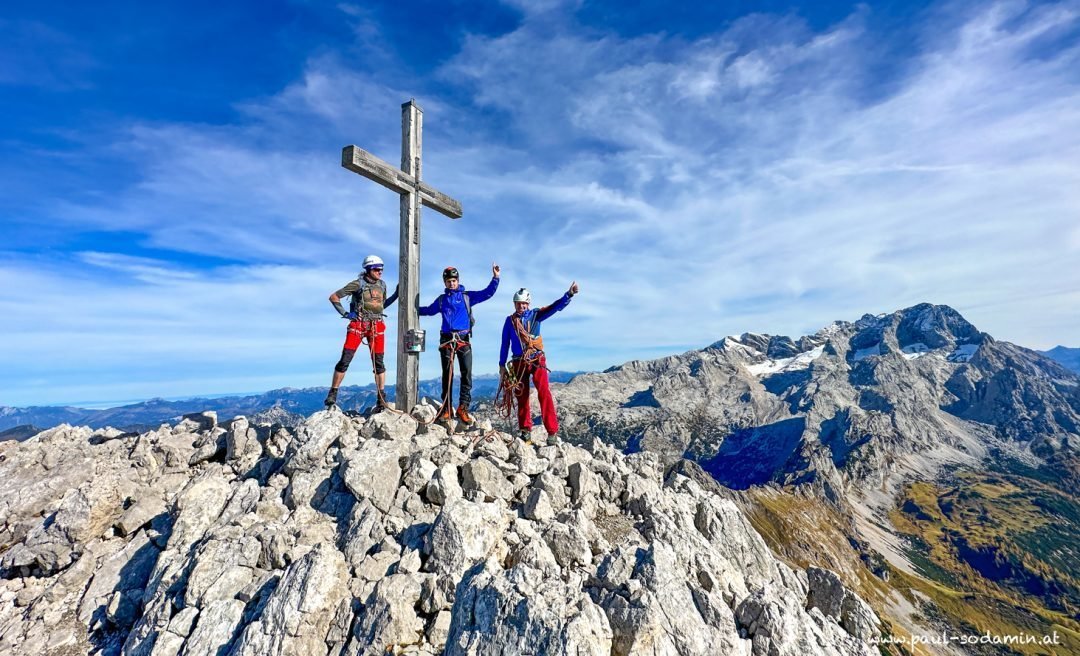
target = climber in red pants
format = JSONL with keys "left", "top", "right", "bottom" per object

{"left": 498, "top": 282, "right": 579, "bottom": 445}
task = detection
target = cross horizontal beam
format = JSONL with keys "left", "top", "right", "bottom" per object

{"left": 341, "top": 145, "right": 462, "bottom": 219}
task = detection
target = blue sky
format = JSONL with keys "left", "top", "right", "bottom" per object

{"left": 2, "top": 0, "right": 1079, "bottom": 407}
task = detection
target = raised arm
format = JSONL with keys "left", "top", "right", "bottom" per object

{"left": 535, "top": 281, "right": 578, "bottom": 321}
{"left": 468, "top": 275, "right": 500, "bottom": 305}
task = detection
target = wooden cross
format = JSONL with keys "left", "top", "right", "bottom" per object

{"left": 342, "top": 99, "right": 462, "bottom": 412}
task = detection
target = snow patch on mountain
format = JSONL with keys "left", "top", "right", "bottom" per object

{"left": 900, "top": 343, "right": 930, "bottom": 360}
{"left": 746, "top": 346, "right": 826, "bottom": 376}
{"left": 948, "top": 343, "right": 979, "bottom": 362}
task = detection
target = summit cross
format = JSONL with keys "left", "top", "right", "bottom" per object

{"left": 341, "top": 99, "right": 462, "bottom": 412}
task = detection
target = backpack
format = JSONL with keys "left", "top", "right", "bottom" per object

{"left": 350, "top": 278, "right": 387, "bottom": 317}
{"left": 439, "top": 292, "right": 475, "bottom": 330}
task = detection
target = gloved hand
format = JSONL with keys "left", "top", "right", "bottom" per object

{"left": 345, "top": 311, "right": 359, "bottom": 321}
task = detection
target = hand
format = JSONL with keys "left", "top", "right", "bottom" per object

{"left": 492, "top": 262, "right": 501, "bottom": 278}
{"left": 568, "top": 281, "right": 579, "bottom": 296}
{"left": 345, "top": 311, "right": 359, "bottom": 320}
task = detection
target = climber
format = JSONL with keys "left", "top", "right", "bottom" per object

{"left": 324, "top": 255, "right": 398, "bottom": 409}
{"left": 498, "top": 281, "right": 579, "bottom": 445}
{"left": 419, "top": 263, "right": 501, "bottom": 425}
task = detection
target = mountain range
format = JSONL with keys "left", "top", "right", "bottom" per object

{"left": 1042, "top": 345, "right": 1080, "bottom": 375}
{"left": 0, "top": 373, "right": 578, "bottom": 437}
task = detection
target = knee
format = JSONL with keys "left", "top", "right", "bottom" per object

{"left": 335, "top": 349, "right": 357, "bottom": 373}
{"left": 373, "top": 353, "right": 386, "bottom": 374}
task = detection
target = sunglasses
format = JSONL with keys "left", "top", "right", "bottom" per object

{"left": 368, "top": 267, "right": 384, "bottom": 273}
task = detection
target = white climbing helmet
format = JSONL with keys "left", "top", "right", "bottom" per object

{"left": 362, "top": 254, "right": 384, "bottom": 270}
{"left": 513, "top": 288, "right": 531, "bottom": 304}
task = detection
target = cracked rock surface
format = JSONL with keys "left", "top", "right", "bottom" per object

{"left": 1, "top": 409, "right": 878, "bottom": 655}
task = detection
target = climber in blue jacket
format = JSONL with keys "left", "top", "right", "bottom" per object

{"left": 419, "top": 263, "right": 500, "bottom": 424}
{"left": 499, "top": 281, "right": 578, "bottom": 444}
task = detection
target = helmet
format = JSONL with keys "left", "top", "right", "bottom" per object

{"left": 442, "top": 266, "right": 459, "bottom": 281}
{"left": 513, "top": 288, "right": 531, "bottom": 304}
{"left": 362, "top": 255, "right": 384, "bottom": 270}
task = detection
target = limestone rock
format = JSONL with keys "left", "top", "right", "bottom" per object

{"left": 284, "top": 410, "right": 346, "bottom": 473}
{"left": 231, "top": 543, "right": 350, "bottom": 656}
{"left": 425, "top": 499, "right": 508, "bottom": 580}
{"left": 181, "top": 411, "right": 218, "bottom": 432}
{"left": 226, "top": 415, "right": 261, "bottom": 473}
{"left": 340, "top": 497, "right": 386, "bottom": 572}
{"left": 341, "top": 439, "right": 402, "bottom": 513}
{"left": 351, "top": 573, "right": 430, "bottom": 651}
{"left": 447, "top": 560, "right": 613, "bottom": 655}
{"left": 0, "top": 400, "right": 881, "bottom": 656}
{"left": 183, "top": 599, "right": 246, "bottom": 656}
{"left": 362, "top": 412, "right": 419, "bottom": 441}
{"left": 115, "top": 495, "right": 167, "bottom": 537}
{"left": 806, "top": 567, "right": 881, "bottom": 642}
{"left": 523, "top": 487, "right": 555, "bottom": 523}
{"left": 425, "top": 463, "right": 462, "bottom": 506}
{"left": 461, "top": 458, "right": 513, "bottom": 501}
{"left": 568, "top": 461, "right": 599, "bottom": 505}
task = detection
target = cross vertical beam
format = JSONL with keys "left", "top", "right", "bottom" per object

{"left": 341, "top": 100, "right": 462, "bottom": 413}
{"left": 397, "top": 100, "right": 422, "bottom": 412}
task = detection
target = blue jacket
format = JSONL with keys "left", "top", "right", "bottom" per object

{"left": 419, "top": 276, "right": 499, "bottom": 333}
{"left": 499, "top": 292, "right": 573, "bottom": 367}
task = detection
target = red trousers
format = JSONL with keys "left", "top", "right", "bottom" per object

{"left": 513, "top": 354, "right": 558, "bottom": 435}
{"left": 344, "top": 319, "right": 385, "bottom": 353}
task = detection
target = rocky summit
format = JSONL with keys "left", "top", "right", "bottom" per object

{"left": 0, "top": 405, "right": 879, "bottom": 655}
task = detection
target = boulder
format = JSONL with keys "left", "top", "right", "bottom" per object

{"left": 341, "top": 440, "right": 402, "bottom": 513}
{"left": 426, "top": 464, "right": 462, "bottom": 505}
{"left": 461, "top": 458, "right": 513, "bottom": 501}
{"left": 425, "top": 499, "right": 508, "bottom": 580}
{"left": 230, "top": 544, "right": 350, "bottom": 656}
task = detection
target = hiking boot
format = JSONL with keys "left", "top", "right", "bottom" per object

{"left": 546, "top": 433, "right": 558, "bottom": 446}
{"left": 519, "top": 429, "right": 532, "bottom": 442}
{"left": 437, "top": 406, "right": 452, "bottom": 423}
{"left": 324, "top": 388, "right": 338, "bottom": 408}
{"left": 456, "top": 404, "right": 474, "bottom": 425}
